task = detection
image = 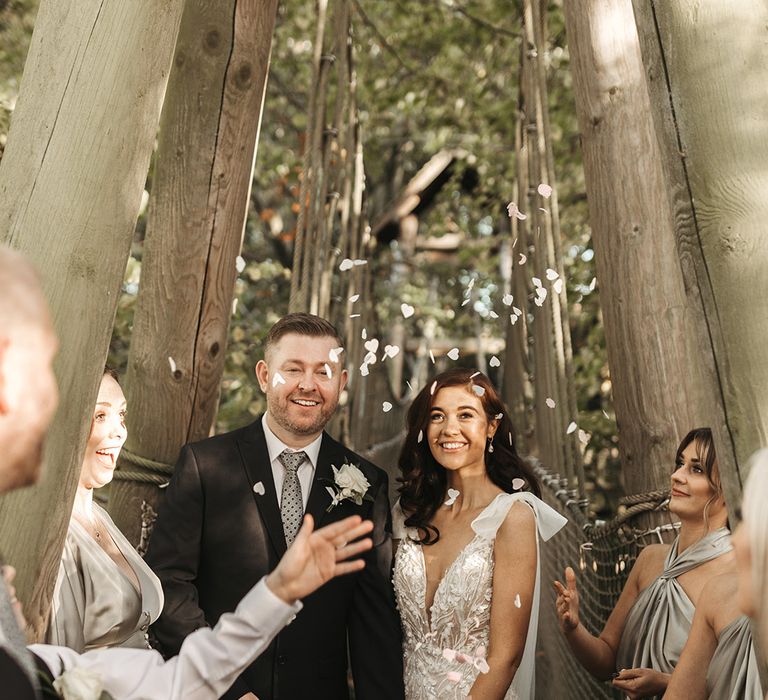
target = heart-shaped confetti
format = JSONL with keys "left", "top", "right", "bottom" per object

{"left": 447, "top": 347, "right": 460, "bottom": 361}
{"left": 444, "top": 488, "right": 460, "bottom": 506}
{"left": 489, "top": 356, "right": 500, "bottom": 368}
{"left": 382, "top": 401, "right": 393, "bottom": 413}
{"left": 253, "top": 481, "right": 265, "bottom": 496}
{"left": 502, "top": 293, "right": 514, "bottom": 306}
{"left": 532, "top": 276, "right": 542, "bottom": 288}
{"left": 401, "top": 303, "right": 415, "bottom": 318}
{"left": 364, "top": 338, "right": 379, "bottom": 353}
{"left": 546, "top": 268, "right": 559, "bottom": 281}
{"left": 383, "top": 344, "right": 400, "bottom": 359}
{"left": 506, "top": 201, "right": 528, "bottom": 221}
{"left": 553, "top": 279, "right": 564, "bottom": 295}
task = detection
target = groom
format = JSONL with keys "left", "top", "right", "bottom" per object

{"left": 146, "top": 313, "right": 404, "bottom": 700}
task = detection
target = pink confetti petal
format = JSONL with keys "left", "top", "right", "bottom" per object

{"left": 537, "top": 183, "right": 553, "bottom": 198}
{"left": 512, "top": 478, "right": 526, "bottom": 490}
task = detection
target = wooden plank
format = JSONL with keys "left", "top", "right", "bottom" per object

{"left": 109, "top": 0, "right": 280, "bottom": 543}
{"left": 0, "top": 0, "right": 184, "bottom": 639}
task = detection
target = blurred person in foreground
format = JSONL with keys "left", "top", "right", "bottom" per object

{"left": 0, "top": 245, "right": 373, "bottom": 700}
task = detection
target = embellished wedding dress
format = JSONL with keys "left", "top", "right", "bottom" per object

{"left": 393, "top": 492, "right": 566, "bottom": 699}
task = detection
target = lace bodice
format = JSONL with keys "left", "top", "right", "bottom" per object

{"left": 393, "top": 492, "right": 567, "bottom": 700}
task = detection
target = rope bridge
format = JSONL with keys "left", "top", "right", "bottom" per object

{"left": 534, "top": 461, "right": 676, "bottom": 699}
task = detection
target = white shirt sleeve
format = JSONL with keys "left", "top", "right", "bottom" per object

{"left": 30, "top": 577, "right": 302, "bottom": 700}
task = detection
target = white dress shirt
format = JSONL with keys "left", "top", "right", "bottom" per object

{"left": 30, "top": 578, "right": 301, "bottom": 700}
{"left": 262, "top": 414, "right": 322, "bottom": 509}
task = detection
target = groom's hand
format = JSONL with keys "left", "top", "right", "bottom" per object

{"left": 553, "top": 566, "right": 580, "bottom": 634}
{"left": 266, "top": 514, "right": 373, "bottom": 604}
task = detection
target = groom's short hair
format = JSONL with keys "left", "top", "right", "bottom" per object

{"left": 264, "top": 313, "right": 344, "bottom": 360}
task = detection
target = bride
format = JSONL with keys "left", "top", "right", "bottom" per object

{"left": 393, "top": 369, "right": 566, "bottom": 699}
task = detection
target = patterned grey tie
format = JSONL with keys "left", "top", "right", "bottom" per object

{"left": 278, "top": 450, "right": 307, "bottom": 547}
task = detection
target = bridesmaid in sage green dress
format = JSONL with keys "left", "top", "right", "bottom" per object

{"left": 554, "top": 428, "right": 734, "bottom": 700}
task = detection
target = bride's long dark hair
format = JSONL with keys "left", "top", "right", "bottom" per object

{"left": 397, "top": 368, "right": 540, "bottom": 545}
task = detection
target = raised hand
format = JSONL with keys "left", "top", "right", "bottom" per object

{"left": 553, "top": 565, "right": 580, "bottom": 634}
{"left": 266, "top": 514, "right": 373, "bottom": 604}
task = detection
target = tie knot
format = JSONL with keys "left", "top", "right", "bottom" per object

{"left": 278, "top": 449, "right": 307, "bottom": 473}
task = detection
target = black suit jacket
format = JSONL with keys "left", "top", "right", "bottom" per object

{"left": 145, "top": 417, "right": 404, "bottom": 700}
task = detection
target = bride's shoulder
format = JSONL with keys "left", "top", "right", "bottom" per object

{"left": 497, "top": 499, "right": 536, "bottom": 542}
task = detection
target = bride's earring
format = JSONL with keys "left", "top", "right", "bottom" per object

{"left": 487, "top": 437, "right": 494, "bottom": 453}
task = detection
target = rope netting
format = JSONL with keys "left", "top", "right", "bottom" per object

{"left": 534, "top": 461, "right": 676, "bottom": 699}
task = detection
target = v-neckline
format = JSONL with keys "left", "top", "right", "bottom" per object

{"left": 72, "top": 509, "right": 142, "bottom": 597}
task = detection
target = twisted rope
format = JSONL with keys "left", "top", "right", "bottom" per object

{"left": 112, "top": 447, "right": 174, "bottom": 486}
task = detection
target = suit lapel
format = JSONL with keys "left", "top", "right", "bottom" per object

{"left": 237, "top": 419, "right": 287, "bottom": 559}
{"left": 305, "top": 433, "right": 344, "bottom": 528}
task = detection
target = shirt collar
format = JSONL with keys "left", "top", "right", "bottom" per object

{"left": 262, "top": 414, "right": 322, "bottom": 468}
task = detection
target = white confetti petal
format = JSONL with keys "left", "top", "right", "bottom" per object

{"left": 401, "top": 303, "right": 415, "bottom": 318}
{"left": 489, "top": 356, "right": 501, "bottom": 368}
{"left": 532, "top": 276, "right": 542, "bottom": 288}
{"left": 589, "top": 277, "right": 597, "bottom": 291}
{"left": 489, "top": 310, "right": 499, "bottom": 319}
{"left": 545, "top": 397, "right": 556, "bottom": 408}
{"left": 168, "top": 356, "right": 177, "bottom": 374}
{"left": 339, "top": 258, "right": 354, "bottom": 271}
{"left": 361, "top": 328, "right": 367, "bottom": 340}
{"left": 324, "top": 363, "right": 333, "bottom": 378}
{"left": 510, "top": 314, "right": 519, "bottom": 325}
{"left": 364, "top": 338, "right": 379, "bottom": 353}
{"left": 578, "top": 429, "right": 590, "bottom": 445}
{"left": 353, "top": 258, "right": 368, "bottom": 266}
{"left": 272, "top": 371, "right": 286, "bottom": 387}
{"left": 383, "top": 344, "right": 400, "bottom": 359}
{"left": 349, "top": 294, "right": 360, "bottom": 302}
{"left": 235, "top": 255, "right": 246, "bottom": 273}
{"left": 546, "top": 268, "right": 559, "bottom": 281}
{"left": 447, "top": 347, "right": 460, "bottom": 361}
{"left": 359, "top": 363, "right": 370, "bottom": 377}
{"left": 518, "top": 253, "right": 527, "bottom": 265}
{"left": 472, "top": 385, "right": 485, "bottom": 396}
{"left": 502, "top": 293, "right": 514, "bottom": 306}
{"left": 512, "top": 478, "right": 526, "bottom": 490}
{"left": 429, "top": 350, "right": 436, "bottom": 364}
{"left": 363, "top": 351, "right": 377, "bottom": 365}
{"left": 252, "top": 481, "right": 265, "bottom": 496}
{"left": 382, "top": 401, "right": 393, "bottom": 413}
{"left": 430, "top": 380, "right": 437, "bottom": 395}
{"left": 537, "top": 183, "right": 553, "bottom": 198}
{"left": 514, "top": 593, "right": 522, "bottom": 608}
{"left": 348, "top": 313, "right": 360, "bottom": 318}
{"left": 553, "top": 279, "right": 564, "bottom": 295}
{"left": 417, "top": 429, "right": 423, "bottom": 443}
{"left": 461, "top": 298, "right": 471, "bottom": 306}
{"left": 444, "top": 488, "right": 460, "bottom": 506}
{"left": 566, "top": 421, "right": 578, "bottom": 435}
{"left": 329, "top": 347, "right": 344, "bottom": 363}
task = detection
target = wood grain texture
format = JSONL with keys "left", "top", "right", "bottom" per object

{"left": 632, "top": 0, "right": 768, "bottom": 510}
{"left": 562, "top": 0, "right": 721, "bottom": 497}
{"left": 0, "top": 0, "right": 184, "bottom": 639}
{"left": 109, "top": 0, "right": 279, "bottom": 544}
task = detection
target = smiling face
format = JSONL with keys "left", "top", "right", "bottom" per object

{"left": 668, "top": 439, "right": 725, "bottom": 522}
{"left": 78, "top": 374, "right": 127, "bottom": 490}
{"left": 256, "top": 332, "right": 347, "bottom": 447}
{"left": 427, "top": 385, "right": 497, "bottom": 475}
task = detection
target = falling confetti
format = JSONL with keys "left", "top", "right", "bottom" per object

{"left": 349, "top": 293, "right": 360, "bottom": 302}
{"left": 506, "top": 201, "right": 528, "bottom": 221}
{"left": 231, "top": 298, "right": 238, "bottom": 315}
{"left": 168, "top": 356, "right": 177, "bottom": 374}
{"left": 472, "top": 385, "right": 485, "bottom": 397}
{"left": 383, "top": 344, "right": 400, "bottom": 359}
{"left": 364, "top": 338, "right": 379, "bottom": 353}
{"left": 514, "top": 593, "right": 522, "bottom": 608}
{"left": 444, "top": 488, "right": 460, "bottom": 506}
{"left": 495, "top": 413, "right": 504, "bottom": 420}
{"left": 349, "top": 313, "right": 360, "bottom": 318}
{"left": 589, "top": 277, "right": 597, "bottom": 291}
{"left": 512, "top": 478, "right": 526, "bottom": 490}
{"left": 272, "top": 372, "right": 286, "bottom": 387}
{"left": 566, "top": 421, "right": 577, "bottom": 435}
{"left": 488, "top": 310, "right": 499, "bottom": 319}
{"left": 401, "top": 303, "right": 415, "bottom": 318}
{"left": 363, "top": 351, "right": 377, "bottom": 365}
{"left": 502, "top": 293, "right": 514, "bottom": 306}
{"left": 417, "top": 429, "right": 423, "bottom": 443}
{"left": 470, "top": 371, "right": 481, "bottom": 379}
{"left": 546, "top": 268, "right": 559, "bottom": 281}
{"left": 532, "top": 277, "right": 542, "bottom": 288}
{"left": 235, "top": 255, "right": 246, "bottom": 273}
{"left": 447, "top": 347, "right": 460, "bottom": 361}
{"left": 430, "top": 380, "right": 437, "bottom": 395}
{"left": 537, "top": 183, "right": 553, "bottom": 198}
{"left": 359, "top": 363, "right": 370, "bottom": 377}
{"left": 361, "top": 328, "right": 368, "bottom": 340}
{"left": 461, "top": 298, "right": 471, "bottom": 306}
{"left": 510, "top": 314, "right": 519, "bottom": 326}
{"left": 382, "top": 401, "right": 393, "bottom": 413}
{"left": 324, "top": 363, "right": 333, "bottom": 378}
{"left": 429, "top": 350, "right": 436, "bottom": 364}
{"left": 518, "top": 253, "right": 527, "bottom": 265}
{"left": 353, "top": 259, "right": 368, "bottom": 267}
{"left": 545, "top": 398, "right": 556, "bottom": 408}
{"left": 339, "top": 258, "right": 354, "bottom": 271}
{"left": 578, "top": 429, "right": 590, "bottom": 445}
{"left": 489, "top": 356, "right": 501, "bottom": 368}
{"left": 329, "top": 347, "right": 344, "bottom": 363}
{"left": 553, "top": 279, "right": 564, "bottom": 295}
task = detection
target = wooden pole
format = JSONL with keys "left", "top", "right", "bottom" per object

{"left": 0, "top": 0, "right": 185, "bottom": 639}
{"left": 108, "top": 0, "right": 280, "bottom": 544}
{"left": 631, "top": 0, "right": 768, "bottom": 512}
{"left": 561, "top": 0, "right": 725, "bottom": 497}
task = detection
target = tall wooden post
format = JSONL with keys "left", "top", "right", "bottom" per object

{"left": 109, "top": 0, "right": 281, "bottom": 544}
{"left": 0, "top": 0, "right": 185, "bottom": 639}
{"left": 631, "top": 0, "right": 768, "bottom": 511}
{"left": 561, "top": 0, "right": 725, "bottom": 497}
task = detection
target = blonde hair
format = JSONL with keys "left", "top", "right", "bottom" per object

{"left": 741, "top": 448, "right": 768, "bottom": 657}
